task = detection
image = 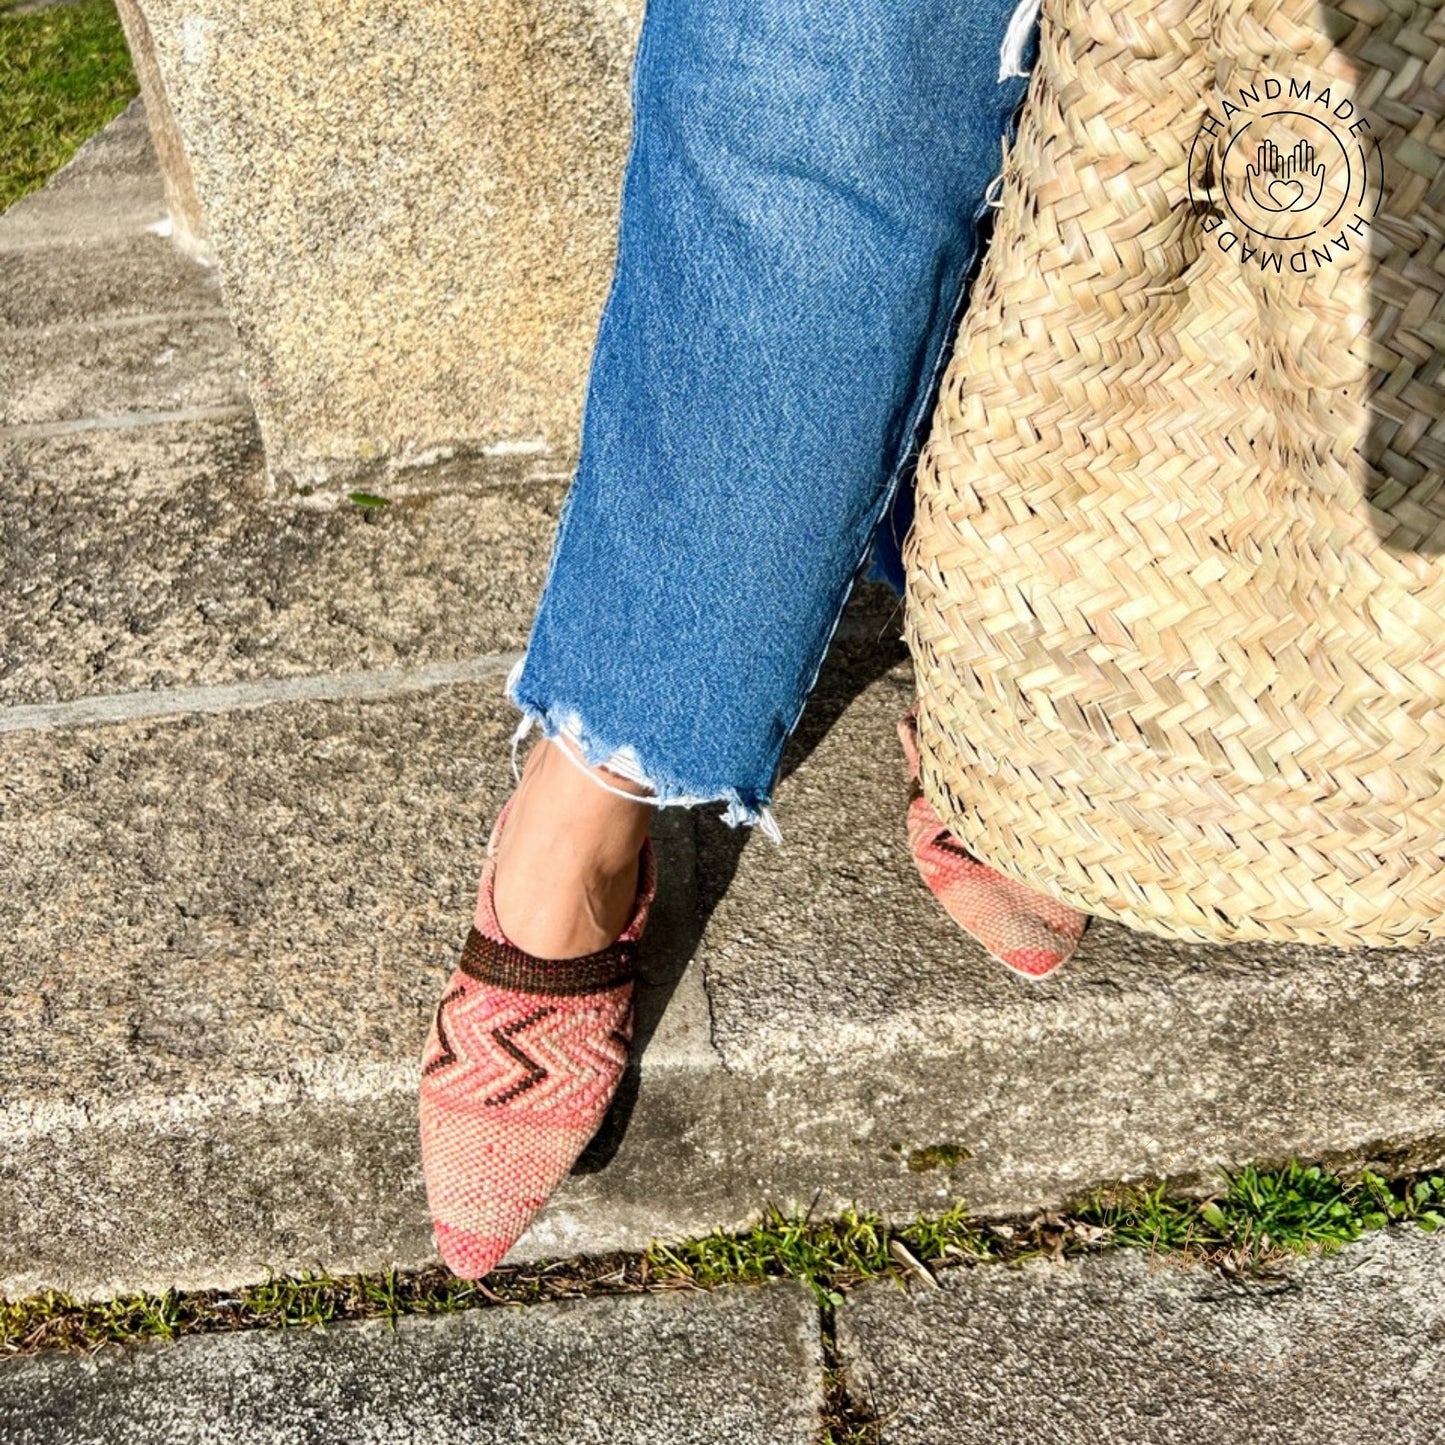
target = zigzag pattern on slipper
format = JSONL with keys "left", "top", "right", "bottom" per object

{"left": 418, "top": 794, "right": 657, "bottom": 1279}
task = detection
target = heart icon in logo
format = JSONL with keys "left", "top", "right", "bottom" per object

{"left": 1267, "top": 177, "right": 1304, "bottom": 210}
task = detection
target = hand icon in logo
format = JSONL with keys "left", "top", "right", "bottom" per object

{"left": 1244, "top": 136, "right": 1327, "bottom": 212}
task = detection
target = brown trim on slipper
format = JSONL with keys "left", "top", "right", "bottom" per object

{"left": 458, "top": 925, "right": 639, "bottom": 996}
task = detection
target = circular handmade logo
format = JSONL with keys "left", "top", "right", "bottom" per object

{"left": 1189, "top": 75, "right": 1384, "bottom": 276}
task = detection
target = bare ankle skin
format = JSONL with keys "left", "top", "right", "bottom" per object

{"left": 490, "top": 735, "right": 655, "bottom": 959}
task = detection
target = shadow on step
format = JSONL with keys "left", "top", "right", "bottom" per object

{"left": 575, "top": 586, "right": 911, "bottom": 1172}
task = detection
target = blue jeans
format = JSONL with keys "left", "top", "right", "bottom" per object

{"left": 506, "top": 0, "right": 1043, "bottom": 842}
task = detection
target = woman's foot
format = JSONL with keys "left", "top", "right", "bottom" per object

{"left": 418, "top": 736, "right": 657, "bottom": 1280}
{"left": 491, "top": 733, "right": 655, "bottom": 958}
{"left": 898, "top": 706, "right": 1087, "bottom": 979}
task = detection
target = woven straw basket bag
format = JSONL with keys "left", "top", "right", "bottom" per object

{"left": 904, "top": 0, "right": 1445, "bottom": 947}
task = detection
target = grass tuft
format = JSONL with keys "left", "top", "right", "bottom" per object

{"left": 648, "top": 1203, "right": 907, "bottom": 1308}
{"left": 3, "top": 1161, "right": 1443, "bottom": 1359}
{"left": 0, "top": 0, "right": 138, "bottom": 213}
{"left": 1077, "top": 1162, "right": 1445, "bottom": 1274}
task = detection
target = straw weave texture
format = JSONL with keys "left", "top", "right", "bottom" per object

{"left": 904, "top": 0, "right": 1445, "bottom": 946}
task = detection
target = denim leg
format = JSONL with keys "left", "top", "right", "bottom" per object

{"left": 864, "top": 0, "right": 1041, "bottom": 597}
{"left": 507, "top": 0, "right": 1042, "bottom": 840}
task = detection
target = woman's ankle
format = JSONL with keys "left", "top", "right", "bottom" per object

{"left": 488, "top": 739, "right": 654, "bottom": 957}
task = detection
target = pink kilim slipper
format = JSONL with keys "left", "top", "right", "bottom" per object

{"left": 418, "top": 795, "right": 657, "bottom": 1279}
{"left": 898, "top": 705, "right": 1086, "bottom": 980}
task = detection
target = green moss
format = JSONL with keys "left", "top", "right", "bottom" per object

{"left": 905, "top": 1142, "right": 973, "bottom": 1174}
{"left": 0, "top": 0, "right": 138, "bottom": 213}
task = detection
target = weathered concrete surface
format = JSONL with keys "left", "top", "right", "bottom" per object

{"left": 837, "top": 1225, "right": 1445, "bottom": 1444}
{"left": 128, "top": 0, "right": 645, "bottom": 491}
{"left": 0, "top": 419, "right": 562, "bottom": 705}
{"left": 0, "top": 1282, "right": 823, "bottom": 1445}
{"left": 0, "top": 314, "right": 244, "bottom": 426}
{"left": 1, "top": 687, "right": 533, "bottom": 1106}
{"left": 0, "top": 233, "right": 225, "bottom": 330}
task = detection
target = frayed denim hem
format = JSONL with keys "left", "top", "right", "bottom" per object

{"left": 503, "top": 657, "right": 785, "bottom": 846}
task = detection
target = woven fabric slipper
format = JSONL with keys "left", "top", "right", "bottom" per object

{"left": 418, "top": 794, "right": 657, "bottom": 1279}
{"left": 899, "top": 705, "right": 1086, "bottom": 979}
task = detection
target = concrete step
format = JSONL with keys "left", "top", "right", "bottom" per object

{"left": 0, "top": 415, "right": 562, "bottom": 707}
{"left": 0, "top": 314, "right": 244, "bottom": 429}
{"left": 839, "top": 1223, "right": 1445, "bottom": 1443}
{"left": 4, "top": 109, "right": 1445, "bottom": 1306}
{"left": 0, "top": 1280, "right": 823, "bottom": 1445}
{"left": 0, "top": 231, "right": 225, "bottom": 333}
{"left": 9, "top": 626, "right": 1441, "bottom": 1299}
